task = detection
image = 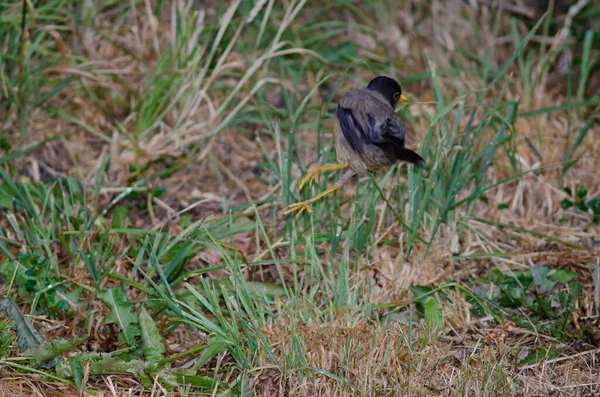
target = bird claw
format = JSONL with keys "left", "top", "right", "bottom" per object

{"left": 284, "top": 200, "right": 314, "bottom": 217}
{"left": 298, "top": 169, "right": 321, "bottom": 190}
{"left": 298, "top": 163, "right": 349, "bottom": 191}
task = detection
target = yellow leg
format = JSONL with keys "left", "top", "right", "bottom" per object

{"left": 284, "top": 185, "right": 340, "bottom": 217}
{"left": 298, "top": 163, "right": 349, "bottom": 190}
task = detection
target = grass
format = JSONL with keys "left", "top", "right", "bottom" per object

{"left": 1, "top": 0, "right": 599, "bottom": 395}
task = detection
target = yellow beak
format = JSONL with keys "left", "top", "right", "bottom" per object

{"left": 399, "top": 94, "right": 408, "bottom": 103}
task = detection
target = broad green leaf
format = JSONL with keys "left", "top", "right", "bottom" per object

{"left": 71, "top": 355, "right": 84, "bottom": 395}
{"left": 22, "top": 336, "right": 87, "bottom": 367}
{"left": 175, "top": 373, "right": 219, "bottom": 390}
{"left": 139, "top": 307, "right": 165, "bottom": 366}
{"left": 547, "top": 269, "right": 578, "bottom": 284}
{"left": 98, "top": 288, "right": 140, "bottom": 346}
{"left": 424, "top": 297, "right": 444, "bottom": 334}
{"left": 80, "top": 352, "right": 146, "bottom": 377}
{"left": 0, "top": 298, "right": 45, "bottom": 352}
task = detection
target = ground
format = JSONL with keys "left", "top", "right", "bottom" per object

{"left": 0, "top": 0, "right": 599, "bottom": 396}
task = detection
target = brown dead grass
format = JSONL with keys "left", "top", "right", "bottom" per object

{"left": 253, "top": 318, "right": 600, "bottom": 396}
{"left": 1, "top": 0, "right": 599, "bottom": 396}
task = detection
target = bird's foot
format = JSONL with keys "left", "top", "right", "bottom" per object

{"left": 284, "top": 185, "right": 342, "bottom": 217}
{"left": 298, "top": 168, "right": 321, "bottom": 190}
{"left": 298, "top": 163, "right": 349, "bottom": 191}
{"left": 284, "top": 200, "right": 314, "bottom": 217}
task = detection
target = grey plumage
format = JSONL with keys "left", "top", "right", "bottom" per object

{"left": 284, "top": 76, "right": 424, "bottom": 217}
{"left": 334, "top": 79, "right": 424, "bottom": 175}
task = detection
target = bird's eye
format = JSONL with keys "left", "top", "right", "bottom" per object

{"left": 393, "top": 92, "right": 400, "bottom": 100}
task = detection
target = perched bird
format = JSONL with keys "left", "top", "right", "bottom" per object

{"left": 285, "top": 76, "right": 424, "bottom": 216}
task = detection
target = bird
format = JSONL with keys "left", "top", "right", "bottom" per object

{"left": 284, "top": 76, "right": 424, "bottom": 216}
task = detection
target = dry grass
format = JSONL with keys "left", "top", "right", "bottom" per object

{"left": 1, "top": 0, "right": 599, "bottom": 396}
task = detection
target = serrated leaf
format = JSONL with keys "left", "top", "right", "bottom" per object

{"left": 81, "top": 352, "right": 146, "bottom": 377}
{"left": 98, "top": 287, "right": 140, "bottom": 346}
{"left": 22, "top": 335, "right": 88, "bottom": 367}
{"left": 139, "top": 307, "right": 165, "bottom": 365}
{"left": 0, "top": 298, "right": 45, "bottom": 352}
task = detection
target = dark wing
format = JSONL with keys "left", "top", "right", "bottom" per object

{"left": 371, "top": 115, "right": 425, "bottom": 167}
{"left": 336, "top": 103, "right": 368, "bottom": 159}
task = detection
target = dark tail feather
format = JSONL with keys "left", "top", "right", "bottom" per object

{"left": 373, "top": 135, "right": 425, "bottom": 168}
{"left": 395, "top": 147, "right": 425, "bottom": 168}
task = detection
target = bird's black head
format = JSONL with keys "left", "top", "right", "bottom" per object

{"left": 366, "top": 76, "right": 405, "bottom": 108}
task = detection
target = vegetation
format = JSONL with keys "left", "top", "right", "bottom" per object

{"left": 0, "top": 0, "right": 598, "bottom": 395}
